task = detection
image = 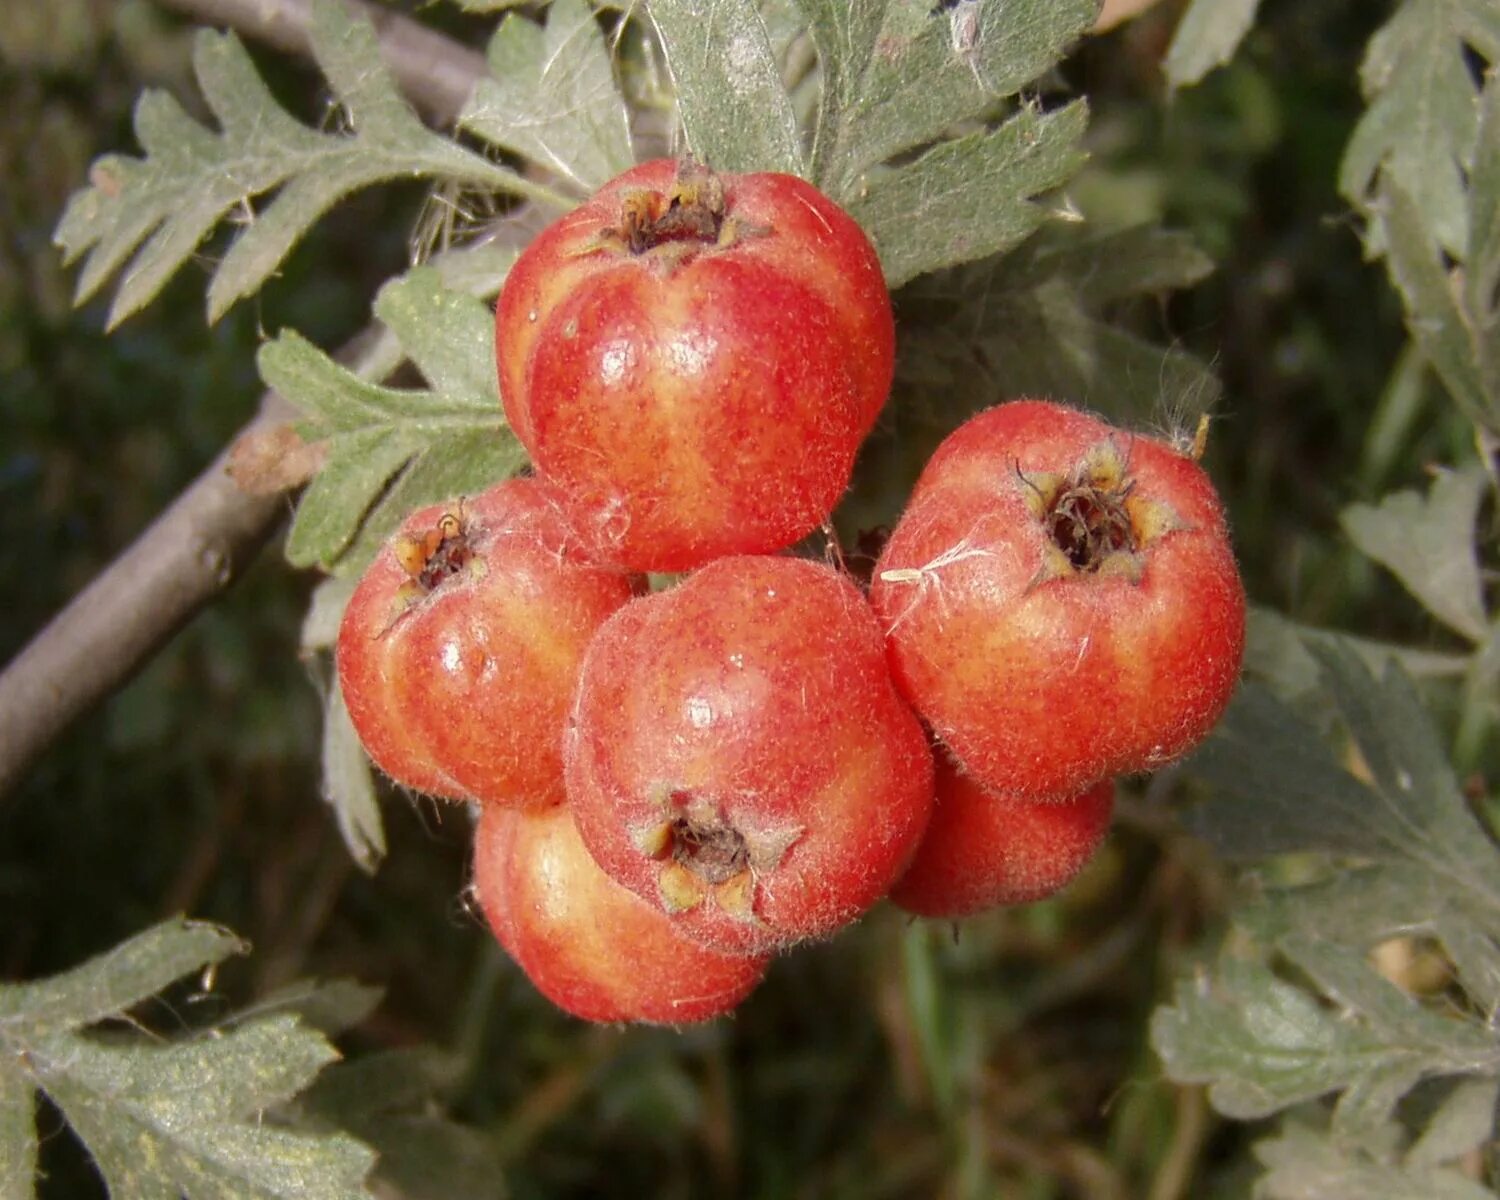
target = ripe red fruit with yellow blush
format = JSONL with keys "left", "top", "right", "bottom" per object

{"left": 473, "top": 803, "right": 767, "bottom": 1024}
{"left": 891, "top": 752, "right": 1115, "bottom": 918}
{"left": 565, "top": 555, "right": 934, "bottom": 956}
{"left": 495, "top": 158, "right": 895, "bottom": 572}
{"left": 337, "top": 476, "right": 636, "bottom": 807}
{"left": 870, "top": 399, "right": 1245, "bottom": 801}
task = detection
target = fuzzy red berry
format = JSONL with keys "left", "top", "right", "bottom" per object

{"left": 869, "top": 400, "right": 1245, "bottom": 801}
{"left": 495, "top": 158, "right": 894, "bottom": 572}
{"left": 337, "top": 477, "right": 636, "bottom": 807}
{"left": 472, "top": 803, "right": 767, "bottom": 1024}
{"left": 891, "top": 752, "right": 1115, "bottom": 918}
{"left": 565, "top": 556, "right": 934, "bottom": 955}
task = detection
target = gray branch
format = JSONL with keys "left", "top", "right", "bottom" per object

{"left": 0, "top": 0, "right": 491, "bottom": 798}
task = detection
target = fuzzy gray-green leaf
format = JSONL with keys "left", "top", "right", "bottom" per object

{"left": 0, "top": 919, "right": 246, "bottom": 1040}
{"left": 1408, "top": 1077, "right": 1500, "bottom": 1169}
{"left": 1340, "top": 467, "right": 1490, "bottom": 643}
{"left": 1163, "top": 0, "right": 1263, "bottom": 91}
{"left": 0, "top": 1059, "right": 36, "bottom": 1200}
{"left": 33, "top": 1018, "right": 373, "bottom": 1200}
{"left": 849, "top": 100, "right": 1088, "bottom": 287}
{"left": 461, "top": 0, "right": 632, "bottom": 191}
{"left": 323, "top": 682, "right": 386, "bottom": 875}
{"left": 373, "top": 269, "right": 499, "bottom": 408}
{"left": 798, "top": 0, "right": 1096, "bottom": 200}
{"left": 1339, "top": 0, "right": 1500, "bottom": 258}
{"left": 1255, "top": 1120, "right": 1498, "bottom": 1200}
{"left": 1469, "top": 74, "right": 1500, "bottom": 404}
{"left": 1244, "top": 608, "right": 1471, "bottom": 701}
{"left": 261, "top": 270, "right": 522, "bottom": 574}
{"left": 648, "top": 0, "right": 805, "bottom": 175}
{"left": 297, "top": 1050, "right": 504, "bottom": 1200}
{"left": 54, "top": 0, "right": 549, "bottom": 329}
{"left": 1187, "top": 644, "right": 1500, "bottom": 906}
{"left": 1152, "top": 956, "right": 1395, "bottom": 1120}
{"left": 1378, "top": 177, "right": 1496, "bottom": 429}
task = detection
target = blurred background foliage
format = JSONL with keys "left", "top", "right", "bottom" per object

{"left": 0, "top": 0, "right": 1477, "bottom": 1196}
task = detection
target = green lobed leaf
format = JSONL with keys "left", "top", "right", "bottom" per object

{"left": 0, "top": 918, "right": 246, "bottom": 1041}
{"left": 1340, "top": 467, "right": 1491, "bottom": 643}
{"left": 797, "top": 0, "right": 1097, "bottom": 202}
{"left": 1163, "top": 0, "right": 1264, "bottom": 91}
{"left": 322, "top": 681, "right": 386, "bottom": 875}
{"left": 1255, "top": 1119, "right": 1498, "bottom": 1200}
{"left": 1152, "top": 955, "right": 1408, "bottom": 1121}
{"left": 848, "top": 100, "right": 1088, "bottom": 288}
{"left": 647, "top": 0, "right": 805, "bottom": 175}
{"left": 1339, "top": 0, "right": 1500, "bottom": 259}
{"left": 296, "top": 1049, "right": 506, "bottom": 1200}
{"left": 301, "top": 575, "right": 359, "bottom": 656}
{"left": 460, "top": 0, "right": 633, "bottom": 192}
{"left": 53, "top": 0, "right": 558, "bottom": 329}
{"left": 228, "top": 977, "right": 385, "bottom": 1040}
{"left": 1185, "top": 643, "right": 1500, "bottom": 908}
{"left": 842, "top": 223, "right": 1218, "bottom": 530}
{"left": 33, "top": 1018, "right": 373, "bottom": 1200}
{"left": 1468, "top": 74, "right": 1500, "bottom": 404}
{"left": 1278, "top": 936, "right": 1500, "bottom": 1134}
{"left": 0, "top": 1059, "right": 36, "bottom": 1200}
{"left": 1245, "top": 607, "right": 1472, "bottom": 701}
{"left": 1264, "top": 867, "right": 1500, "bottom": 1030}
{"left": 262, "top": 269, "right": 524, "bottom": 574}
{"left": 1378, "top": 176, "right": 1498, "bottom": 430}
{"left": 902, "top": 222, "right": 1219, "bottom": 420}
{"left": 1407, "top": 1077, "right": 1500, "bottom": 1169}
{"left": 372, "top": 267, "right": 500, "bottom": 407}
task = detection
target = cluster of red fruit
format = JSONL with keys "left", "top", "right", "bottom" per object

{"left": 336, "top": 159, "right": 1247, "bottom": 1025}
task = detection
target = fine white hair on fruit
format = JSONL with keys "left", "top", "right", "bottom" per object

{"left": 878, "top": 534, "right": 994, "bottom": 632}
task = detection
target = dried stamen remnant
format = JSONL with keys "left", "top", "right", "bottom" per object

{"left": 668, "top": 807, "right": 751, "bottom": 885}
{"left": 1045, "top": 477, "right": 1136, "bottom": 571}
{"left": 1016, "top": 441, "right": 1181, "bottom": 581}
{"left": 394, "top": 507, "right": 474, "bottom": 592}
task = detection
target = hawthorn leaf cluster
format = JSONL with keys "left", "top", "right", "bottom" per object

{"left": 52, "top": 0, "right": 560, "bottom": 332}
{"left": 0, "top": 921, "right": 504, "bottom": 1199}
{"left": 0, "top": 920, "right": 373, "bottom": 1199}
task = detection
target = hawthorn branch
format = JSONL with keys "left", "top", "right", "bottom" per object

{"left": 151, "top": 0, "right": 488, "bottom": 128}
{"left": 0, "top": 2, "right": 492, "bottom": 799}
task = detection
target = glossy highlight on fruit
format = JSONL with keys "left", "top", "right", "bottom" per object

{"left": 496, "top": 158, "right": 895, "bottom": 572}
{"left": 473, "top": 803, "right": 767, "bottom": 1024}
{"left": 870, "top": 399, "right": 1245, "bottom": 801}
{"left": 337, "top": 477, "right": 636, "bottom": 807}
{"left": 891, "top": 752, "right": 1115, "bottom": 918}
{"left": 565, "top": 555, "right": 934, "bottom": 955}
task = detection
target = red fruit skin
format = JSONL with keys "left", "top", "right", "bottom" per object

{"left": 869, "top": 400, "right": 1246, "bottom": 801}
{"left": 890, "top": 753, "right": 1115, "bottom": 918}
{"left": 336, "top": 477, "right": 636, "bottom": 807}
{"left": 565, "top": 556, "right": 935, "bottom": 956}
{"left": 496, "top": 159, "right": 895, "bottom": 572}
{"left": 473, "top": 803, "right": 767, "bottom": 1025}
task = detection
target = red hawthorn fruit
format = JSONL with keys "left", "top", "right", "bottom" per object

{"left": 337, "top": 477, "right": 636, "bottom": 807}
{"left": 473, "top": 803, "right": 767, "bottom": 1024}
{"left": 495, "top": 158, "right": 895, "bottom": 572}
{"left": 869, "top": 399, "right": 1246, "bottom": 801}
{"left": 891, "top": 752, "right": 1115, "bottom": 918}
{"left": 565, "top": 555, "right": 934, "bottom": 955}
